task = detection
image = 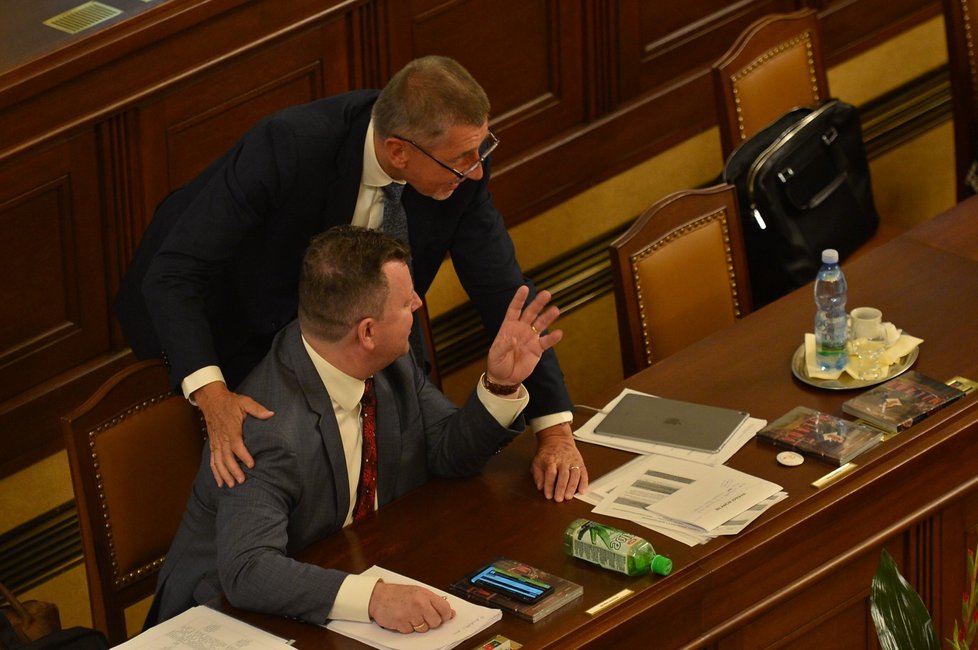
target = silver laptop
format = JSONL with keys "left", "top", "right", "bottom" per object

{"left": 593, "top": 393, "right": 749, "bottom": 453}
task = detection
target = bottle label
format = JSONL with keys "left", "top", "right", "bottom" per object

{"left": 815, "top": 311, "right": 848, "bottom": 370}
{"left": 568, "top": 520, "right": 638, "bottom": 574}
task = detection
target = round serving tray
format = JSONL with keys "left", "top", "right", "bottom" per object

{"left": 790, "top": 342, "right": 919, "bottom": 390}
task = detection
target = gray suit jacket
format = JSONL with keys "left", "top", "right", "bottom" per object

{"left": 148, "top": 321, "right": 522, "bottom": 625}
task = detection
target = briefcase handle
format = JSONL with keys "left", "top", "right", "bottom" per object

{"left": 777, "top": 123, "right": 853, "bottom": 211}
{"left": 778, "top": 165, "right": 848, "bottom": 210}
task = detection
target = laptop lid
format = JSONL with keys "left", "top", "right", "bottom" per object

{"left": 593, "top": 393, "right": 749, "bottom": 453}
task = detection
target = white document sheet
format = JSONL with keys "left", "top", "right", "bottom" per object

{"left": 576, "top": 452, "right": 649, "bottom": 507}
{"left": 114, "top": 605, "right": 292, "bottom": 649}
{"left": 325, "top": 566, "right": 501, "bottom": 650}
{"left": 589, "top": 454, "right": 786, "bottom": 546}
{"left": 712, "top": 491, "right": 789, "bottom": 535}
{"left": 643, "top": 462, "right": 782, "bottom": 533}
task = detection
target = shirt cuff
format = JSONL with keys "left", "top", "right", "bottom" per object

{"left": 476, "top": 374, "right": 529, "bottom": 427}
{"left": 327, "top": 575, "right": 381, "bottom": 623}
{"left": 181, "top": 366, "right": 226, "bottom": 403}
{"left": 529, "top": 411, "right": 574, "bottom": 434}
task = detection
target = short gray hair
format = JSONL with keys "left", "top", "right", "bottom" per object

{"left": 372, "top": 56, "right": 490, "bottom": 146}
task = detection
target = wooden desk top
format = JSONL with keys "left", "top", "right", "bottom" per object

{"left": 226, "top": 210, "right": 978, "bottom": 648}
{"left": 907, "top": 194, "right": 978, "bottom": 262}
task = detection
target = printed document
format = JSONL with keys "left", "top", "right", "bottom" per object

{"left": 644, "top": 462, "right": 781, "bottom": 532}
{"left": 326, "top": 566, "right": 501, "bottom": 650}
{"left": 113, "top": 605, "right": 292, "bottom": 649}
{"left": 589, "top": 454, "right": 786, "bottom": 546}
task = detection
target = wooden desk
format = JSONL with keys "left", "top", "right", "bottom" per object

{"left": 907, "top": 194, "right": 978, "bottom": 262}
{"left": 228, "top": 211, "right": 978, "bottom": 648}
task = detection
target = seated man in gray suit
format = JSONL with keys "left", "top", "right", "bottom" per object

{"left": 147, "top": 225, "right": 563, "bottom": 634}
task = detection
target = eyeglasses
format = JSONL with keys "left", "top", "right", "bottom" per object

{"left": 392, "top": 130, "right": 499, "bottom": 182}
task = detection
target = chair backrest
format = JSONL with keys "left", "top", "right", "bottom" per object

{"left": 712, "top": 9, "right": 829, "bottom": 160}
{"left": 943, "top": 0, "right": 978, "bottom": 200}
{"left": 416, "top": 300, "right": 441, "bottom": 390}
{"left": 609, "top": 184, "right": 753, "bottom": 377}
{"left": 60, "top": 360, "right": 205, "bottom": 645}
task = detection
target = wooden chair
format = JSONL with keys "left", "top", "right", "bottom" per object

{"left": 712, "top": 9, "right": 829, "bottom": 160}
{"left": 416, "top": 300, "right": 441, "bottom": 390}
{"left": 943, "top": 0, "right": 978, "bottom": 200}
{"left": 609, "top": 184, "right": 753, "bottom": 377}
{"left": 61, "top": 360, "right": 205, "bottom": 646}
{"left": 712, "top": 8, "right": 901, "bottom": 293}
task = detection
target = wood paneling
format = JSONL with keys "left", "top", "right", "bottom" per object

{"left": 388, "top": 0, "right": 586, "bottom": 159}
{"left": 820, "top": 0, "right": 941, "bottom": 63}
{"left": 0, "top": 133, "right": 107, "bottom": 399}
{"left": 0, "top": 131, "right": 135, "bottom": 473}
{"left": 618, "top": 1, "right": 799, "bottom": 100}
{"left": 133, "top": 26, "right": 335, "bottom": 223}
{"left": 0, "top": 0, "right": 943, "bottom": 476}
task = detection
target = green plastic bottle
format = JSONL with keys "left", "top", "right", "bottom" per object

{"left": 564, "top": 518, "right": 672, "bottom": 576}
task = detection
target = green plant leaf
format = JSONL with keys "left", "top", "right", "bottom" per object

{"left": 870, "top": 549, "right": 940, "bottom": 650}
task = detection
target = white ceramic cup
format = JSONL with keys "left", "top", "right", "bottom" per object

{"left": 850, "top": 307, "right": 885, "bottom": 380}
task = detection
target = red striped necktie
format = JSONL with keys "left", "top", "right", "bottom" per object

{"left": 353, "top": 377, "right": 377, "bottom": 522}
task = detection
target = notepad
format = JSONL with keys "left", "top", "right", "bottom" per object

{"left": 593, "top": 393, "right": 749, "bottom": 453}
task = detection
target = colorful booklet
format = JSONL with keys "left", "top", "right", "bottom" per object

{"left": 756, "top": 406, "right": 882, "bottom": 465}
{"left": 450, "top": 558, "right": 582, "bottom": 623}
{"left": 841, "top": 371, "right": 967, "bottom": 434}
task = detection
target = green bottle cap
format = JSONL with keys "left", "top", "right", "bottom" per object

{"left": 651, "top": 554, "right": 673, "bottom": 576}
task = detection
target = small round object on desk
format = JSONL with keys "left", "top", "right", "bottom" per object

{"left": 777, "top": 451, "right": 805, "bottom": 467}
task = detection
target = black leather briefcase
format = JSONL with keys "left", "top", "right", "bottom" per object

{"left": 723, "top": 99, "right": 879, "bottom": 307}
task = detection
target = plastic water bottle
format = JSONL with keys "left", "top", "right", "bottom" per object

{"left": 814, "top": 249, "right": 849, "bottom": 371}
{"left": 564, "top": 518, "right": 672, "bottom": 576}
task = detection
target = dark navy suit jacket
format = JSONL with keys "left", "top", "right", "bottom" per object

{"left": 114, "top": 90, "right": 571, "bottom": 418}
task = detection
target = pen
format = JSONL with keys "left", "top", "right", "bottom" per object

{"left": 811, "top": 462, "right": 858, "bottom": 489}
{"left": 586, "top": 589, "right": 635, "bottom": 615}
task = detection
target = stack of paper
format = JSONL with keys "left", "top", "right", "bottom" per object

{"left": 114, "top": 606, "right": 293, "bottom": 649}
{"left": 580, "top": 454, "right": 785, "bottom": 546}
{"left": 327, "top": 566, "right": 502, "bottom": 650}
{"left": 574, "top": 389, "right": 785, "bottom": 546}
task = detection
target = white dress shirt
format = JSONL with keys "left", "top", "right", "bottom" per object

{"left": 299, "top": 334, "right": 528, "bottom": 622}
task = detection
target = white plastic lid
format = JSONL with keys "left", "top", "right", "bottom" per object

{"left": 821, "top": 249, "right": 839, "bottom": 264}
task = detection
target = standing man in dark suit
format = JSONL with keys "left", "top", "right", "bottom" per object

{"left": 148, "top": 226, "right": 563, "bottom": 631}
{"left": 114, "top": 55, "right": 587, "bottom": 501}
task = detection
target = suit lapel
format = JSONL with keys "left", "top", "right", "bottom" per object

{"left": 322, "top": 98, "right": 373, "bottom": 227}
{"left": 281, "top": 324, "right": 352, "bottom": 512}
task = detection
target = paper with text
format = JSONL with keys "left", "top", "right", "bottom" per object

{"left": 589, "top": 454, "right": 786, "bottom": 545}
{"left": 325, "top": 566, "right": 501, "bottom": 650}
{"left": 113, "top": 605, "right": 292, "bottom": 649}
{"left": 643, "top": 462, "right": 781, "bottom": 532}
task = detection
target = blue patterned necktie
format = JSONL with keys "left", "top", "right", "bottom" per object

{"left": 380, "top": 183, "right": 428, "bottom": 371}
{"left": 381, "top": 183, "right": 409, "bottom": 245}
